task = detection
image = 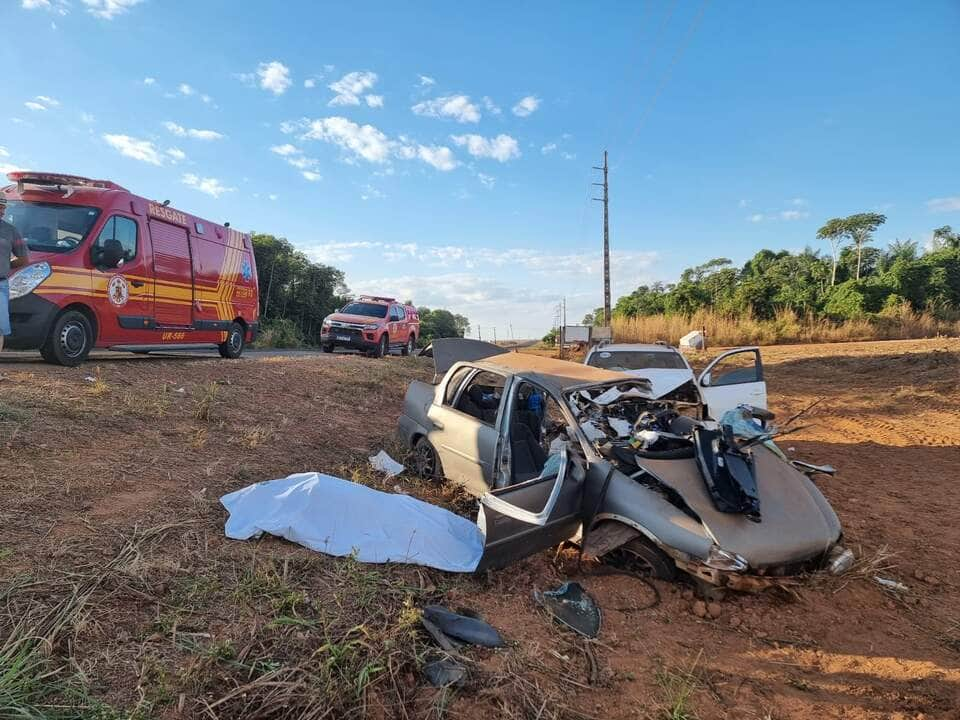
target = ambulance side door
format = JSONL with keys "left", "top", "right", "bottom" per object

{"left": 90, "top": 214, "right": 155, "bottom": 343}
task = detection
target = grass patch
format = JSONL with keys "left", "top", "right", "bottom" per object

{"left": 655, "top": 651, "right": 703, "bottom": 720}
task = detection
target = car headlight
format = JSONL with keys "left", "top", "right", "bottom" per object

{"left": 364, "top": 324, "right": 379, "bottom": 330}
{"left": 8, "top": 262, "right": 52, "bottom": 300}
{"left": 704, "top": 545, "right": 748, "bottom": 572}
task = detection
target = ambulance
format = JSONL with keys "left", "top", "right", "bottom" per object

{"left": 2, "top": 172, "right": 259, "bottom": 365}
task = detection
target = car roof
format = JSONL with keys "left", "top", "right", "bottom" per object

{"left": 470, "top": 352, "right": 647, "bottom": 396}
{"left": 589, "top": 343, "right": 680, "bottom": 353}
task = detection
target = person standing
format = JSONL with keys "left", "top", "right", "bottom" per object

{"left": 0, "top": 199, "right": 30, "bottom": 352}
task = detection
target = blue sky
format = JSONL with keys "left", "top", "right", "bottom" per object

{"left": 2, "top": 0, "right": 958, "bottom": 337}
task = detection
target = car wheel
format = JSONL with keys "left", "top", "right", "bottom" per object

{"left": 41, "top": 310, "right": 93, "bottom": 367}
{"left": 218, "top": 322, "right": 245, "bottom": 359}
{"left": 412, "top": 437, "right": 444, "bottom": 482}
{"left": 401, "top": 335, "right": 415, "bottom": 356}
{"left": 321, "top": 343, "right": 334, "bottom": 353}
{"left": 612, "top": 537, "right": 676, "bottom": 581}
{"left": 376, "top": 333, "right": 389, "bottom": 358}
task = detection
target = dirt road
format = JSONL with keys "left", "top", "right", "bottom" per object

{"left": 1, "top": 339, "right": 958, "bottom": 719}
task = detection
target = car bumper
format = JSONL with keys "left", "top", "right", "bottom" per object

{"left": 321, "top": 330, "right": 378, "bottom": 351}
{"left": 6, "top": 293, "right": 59, "bottom": 349}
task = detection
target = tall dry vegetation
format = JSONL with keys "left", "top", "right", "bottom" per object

{"left": 612, "top": 306, "right": 960, "bottom": 347}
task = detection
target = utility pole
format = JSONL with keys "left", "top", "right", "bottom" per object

{"left": 493, "top": 327, "right": 497, "bottom": 344}
{"left": 560, "top": 296, "right": 567, "bottom": 360}
{"left": 592, "top": 150, "right": 611, "bottom": 326}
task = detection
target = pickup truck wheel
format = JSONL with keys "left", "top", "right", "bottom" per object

{"left": 401, "top": 335, "right": 415, "bottom": 356}
{"left": 41, "top": 310, "right": 93, "bottom": 366}
{"left": 376, "top": 333, "right": 389, "bottom": 358}
{"left": 412, "top": 437, "right": 443, "bottom": 482}
{"left": 613, "top": 537, "right": 676, "bottom": 581}
{"left": 321, "top": 343, "right": 334, "bottom": 353}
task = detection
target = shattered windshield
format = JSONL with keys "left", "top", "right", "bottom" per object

{"left": 0, "top": 201, "right": 101, "bottom": 254}
{"left": 587, "top": 350, "right": 687, "bottom": 371}
{"left": 340, "top": 302, "right": 388, "bottom": 318}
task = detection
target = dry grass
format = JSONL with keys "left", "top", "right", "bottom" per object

{"left": 612, "top": 308, "right": 960, "bottom": 347}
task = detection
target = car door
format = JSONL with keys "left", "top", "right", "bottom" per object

{"left": 475, "top": 446, "right": 586, "bottom": 571}
{"left": 90, "top": 214, "right": 155, "bottom": 343}
{"left": 426, "top": 367, "right": 506, "bottom": 496}
{"left": 391, "top": 304, "right": 406, "bottom": 344}
{"left": 697, "top": 347, "right": 767, "bottom": 419}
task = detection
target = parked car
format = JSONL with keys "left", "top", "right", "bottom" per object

{"left": 399, "top": 339, "right": 850, "bottom": 589}
{"left": 584, "top": 342, "right": 767, "bottom": 420}
{"left": 321, "top": 296, "right": 419, "bottom": 357}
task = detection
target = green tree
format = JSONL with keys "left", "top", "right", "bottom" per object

{"left": 418, "top": 308, "right": 470, "bottom": 344}
{"left": 932, "top": 225, "right": 960, "bottom": 251}
{"left": 816, "top": 218, "right": 847, "bottom": 286}
{"left": 844, "top": 212, "right": 887, "bottom": 280}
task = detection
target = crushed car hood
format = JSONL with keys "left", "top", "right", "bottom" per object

{"left": 619, "top": 368, "right": 695, "bottom": 399}
{"left": 637, "top": 448, "right": 841, "bottom": 567}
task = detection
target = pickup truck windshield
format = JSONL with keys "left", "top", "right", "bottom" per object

{"left": 1, "top": 201, "right": 101, "bottom": 254}
{"left": 340, "top": 302, "right": 388, "bottom": 318}
{"left": 587, "top": 350, "right": 688, "bottom": 371}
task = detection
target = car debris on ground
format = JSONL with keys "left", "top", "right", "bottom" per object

{"left": 220, "top": 472, "right": 484, "bottom": 572}
{"left": 369, "top": 449, "right": 405, "bottom": 478}
{"left": 534, "top": 581, "right": 602, "bottom": 638}
{"left": 419, "top": 605, "right": 504, "bottom": 687}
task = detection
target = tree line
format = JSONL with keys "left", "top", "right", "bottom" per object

{"left": 585, "top": 218, "right": 960, "bottom": 324}
{"left": 251, "top": 234, "right": 470, "bottom": 346}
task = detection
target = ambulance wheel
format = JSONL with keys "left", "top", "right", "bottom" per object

{"left": 321, "top": 344, "right": 334, "bottom": 353}
{"left": 42, "top": 310, "right": 93, "bottom": 367}
{"left": 376, "top": 333, "right": 389, "bottom": 358}
{"left": 218, "top": 323, "right": 245, "bottom": 359}
{"left": 401, "top": 335, "right": 415, "bottom": 356}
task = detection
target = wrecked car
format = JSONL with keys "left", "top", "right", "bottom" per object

{"left": 584, "top": 342, "right": 767, "bottom": 419}
{"left": 399, "top": 339, "right": 850, "bottom": 590}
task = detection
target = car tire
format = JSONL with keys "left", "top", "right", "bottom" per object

{"left": 218, "top": 322, "right": 245, "bottom": 359}
{"left": 321, "top": 344, "right": 334, "bottom": 353}
{"left": 401, "top": 335, "right": 415, "bottom": 356}
{"left": 41, "top": 310, "right": 93, "bottom": 367}
{"left": 376, "top": 333, "right": 389, "bottom": 358}
{"left": 412, "top": 436, "right": 444, "bottom": 482}
{"left": 613, "top": 537, "right": 677, "bottom": 581}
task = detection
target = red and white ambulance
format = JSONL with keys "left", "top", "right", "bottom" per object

{"left": 2, "top": 172, "right": 259, "bottom": 365}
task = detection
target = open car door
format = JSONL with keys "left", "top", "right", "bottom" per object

{"left": 475, "top": 446, "right": 585, "bottom": 571}
{"left": 697, "top": 347, "right": 767, "bottom": 420}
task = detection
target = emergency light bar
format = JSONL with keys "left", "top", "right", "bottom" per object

{"left": 358, "top": 295, "right": 397, "bottom": 303}
{"left": 6, "top": 171, "right": 127, "bottom": 194}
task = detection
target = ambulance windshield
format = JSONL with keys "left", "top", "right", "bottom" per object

{"left": 0, "top": 201, "right": 101, "bottom": 254}
{"left": 340, "top": 302, "right": 389, "bottom": 318}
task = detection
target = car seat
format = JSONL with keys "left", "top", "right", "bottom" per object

{"left": 510, "top": 421, "right": 547, "bottom": 484}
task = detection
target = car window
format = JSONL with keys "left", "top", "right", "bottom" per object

{"left": 93, "top": 215, "right": 138, "bottom": 263}
{"left": 341, "top": 302, "right": 388, "bottom": 318}
{"left": 587, "top": 349, "right": 687, "bottom": 371}
{"left": 443, "top": 366, "right": 474, "bottom": 405}
{"left": 455, "top": 370, "right": 505, "bottom": 425}
{"left": 709, "top": 350, "right": 761, "bottom": 386}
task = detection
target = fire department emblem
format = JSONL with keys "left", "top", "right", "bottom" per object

{"left": 241, "top": 258, "right": 252, "bottom": 281}
{"left": 108, "top": 275, "right": 130, "bottom": 307}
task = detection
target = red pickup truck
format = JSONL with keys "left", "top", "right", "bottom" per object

{"left": 321, "top": 296, "right": 420, "bottom": 357}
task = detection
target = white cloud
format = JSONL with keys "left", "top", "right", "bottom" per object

{"left": 143, "top": 77, "right": 156, "bottom": 86}
{"left": 257, "top": 61, "right": 292, "bottom": 95}
{"left": 926, "top": 195, "right": 960, "bottom": 213}
{"left": 103, "top": 134, "right": 163, "bottom": 165}
{"left": 268, "top": 194, "right": 278, "bottom": 201}
{"left": 418, "top": 75, "right": 436, "bottom": 86}
{"left": 178, "top": 83, "right": 195, "bottom": 96}
{"left": 304, "top": 78, "right": 316, "bottom": 89}
{"left": 365, "top": 94, "right": 384, "bottom": 108}
{"left": 482, "top": 96, "right": 502, "bottom": 115}
{"left": 181, "top": 173, "right": 235, "bottom": 198}
{"left": 780, "top": 210, "right": 809, "bottom": 221}
{"left": 412, "top": 95, "right": 480, "bottom": 123}
{"left": 328, "top": 71, "right": 378, "bottom": 106}
{"left": 748, "top": 214, "right": 765, "bottom": 223}
{"left": 35, "top": 95, "right": 60, "bottom": 108}
{"left": 166, "top": 147, "right": 186, "bottom": 162}
{"left": 23, "top": 0, "right": 52, "bottom": 8}
{"left": 302, "top": 116, "right": 392, "bottom": 164}
{"left": 80, "top": 112, "right": 95, "bottom": 124}
{"left": 301, "top": 170, "right": 322, "bottom": 182}
{"left": 416, "top": 145, "right": 458, "bottom": 171}
{"left": 24, "top": 101, "right": 46, "bottom": 111}
{"left": 163, "top": 121, "right": 224, "bottom": 141}
{"left": 477, "top": 173, "right": 495, "bottom": 189}
{"left": 541, "top": 142, "right": 557, "bottom": 155}
{"left": 81, "top": 0, "right": 143, "bottom": 19}
{"left": 560, "top": 151, "right": 576, "bottom": 160}
{"left": 270, "top": 143, "right": 299, "bottom": 156}
{"left": 738, "top": 198, "right": 750, "bottom": 208}
{"left": 450, "top": 134, "right": 520, "bottom": 162}
{"left": 361, "top": 184, "right": 386, "bottom": 201}
{"left": 0, "top": 147, "right": 9, "bottom": 158}
{"left": 512, "top": 95, "right": 540, "bottom": 117}
{"left": 791, "top": 197, "right": 808, "bottom": 206}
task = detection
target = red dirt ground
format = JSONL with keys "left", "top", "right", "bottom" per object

{"left": 1, "top": 338, "right": 958, "bottom": 719}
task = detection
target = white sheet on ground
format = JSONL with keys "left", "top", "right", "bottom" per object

{"left": 221, "top": 472, "right": 484, "bottom": 572}
{"left": 369, "top": 450, "right": 405, "bottom": 478}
